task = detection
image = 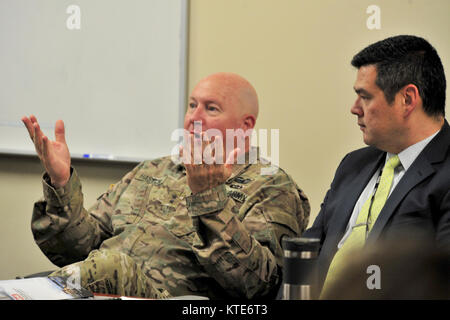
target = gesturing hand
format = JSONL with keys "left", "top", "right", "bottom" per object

{"left": 22, "top": 115, "right": 71, "bottom": 188}
{"left": 181, "top": 133, "right": 240, "bottom": 194}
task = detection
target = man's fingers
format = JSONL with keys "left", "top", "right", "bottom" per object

{"left": 54, "top": 119, "right": 66, "bottom": 144}
{"left": 29, "top": 114, "right": 38, "bottom": 125}
{"left": 33, "top": 122, "right": 44, "bottom": 155}
{"left": 225, "top": 148, "right": 241, "bottom": 168}
{"left": 42, "top": 135, "right": 51, "bottom": 160}
{"left": 179, "top": 144, "right": 190, "bottom": 167}
{"left": 213, "top": 135, "right": 225, "bottom": 165}
{"left": 21, "top": 116, "right": 34, "bottom": 140}
{"left": 192, "top": 133, "right": 202, "bottom": 164}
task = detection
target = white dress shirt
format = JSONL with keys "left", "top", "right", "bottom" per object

{"left": 337, "top": 130, "right": 441, "bottom": 249}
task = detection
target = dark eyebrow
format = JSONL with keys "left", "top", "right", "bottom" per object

{"left": 354, "top": 87, "right": 372, "bottom": 97}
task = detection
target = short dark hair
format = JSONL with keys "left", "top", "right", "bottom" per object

{"left": 351, "top": 35, "right": 446, "bottom": 117}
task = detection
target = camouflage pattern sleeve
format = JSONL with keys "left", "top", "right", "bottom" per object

{"left": 31, "top": 162, "right": 145, "bottom": 267}
{"left": 185, "top": 167, "right": 310, "bottom": 299}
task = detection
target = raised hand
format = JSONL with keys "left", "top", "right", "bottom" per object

{"left": 181, "top": 132, "right": 240, "bottom": 194}
{"left": 22, "top": 115, "right": 71, "bottom": 188}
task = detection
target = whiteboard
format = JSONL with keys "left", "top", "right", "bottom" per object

{"left": 0, "top": 0, "right": 188, "bottom": 162}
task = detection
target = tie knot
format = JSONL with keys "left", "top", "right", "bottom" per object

{"left": 385, "top": 154, "right": 401, "bottom": 170}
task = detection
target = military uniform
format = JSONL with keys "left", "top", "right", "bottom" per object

{"left": 31, "top": 154, "right": 309, "bottom": 299}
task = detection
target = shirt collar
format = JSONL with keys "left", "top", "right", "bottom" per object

{"left": 386, "top": 129, "right": 441, "bottom": 171}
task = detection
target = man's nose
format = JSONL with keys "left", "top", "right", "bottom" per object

{"left": 350, "top": 97, "right": 363, "bottom": 117}
{"left": 187, "top": 106, "right": 205, "bottom": 126}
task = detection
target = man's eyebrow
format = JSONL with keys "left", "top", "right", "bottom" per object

{"left": 354, "top": 87, "right": 371, "bottom": 96}
{"left": 189, "top": 97, "right": 221, "bottom": 105}
{"left": 204, "top": 99, "right": 220, "bottom": 105}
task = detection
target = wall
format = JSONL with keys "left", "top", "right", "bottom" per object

{"left": 187, "top": 0, "right": 450, "bottom": 226}
{"left": 0, "top": 0, "right": 449, "bottom": 280}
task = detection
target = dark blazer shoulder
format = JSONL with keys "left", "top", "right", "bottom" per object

{"left": 343, "top": 145, "right": 383, "bottom": 164}
{"left": 332, "top": 146, "right": 384, "bottom": 180}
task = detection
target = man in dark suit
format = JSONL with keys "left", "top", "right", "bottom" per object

{"left": 302, "top": 35, "right": 449, "bottom": 298}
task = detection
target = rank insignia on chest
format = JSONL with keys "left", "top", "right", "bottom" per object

{"left": 137, "top": 174, "right": 164, "bottom": 186}
{"left": 233, "top": 176, "right": 253, "bottom": 184}
{"left": 227, "top": 190, "right": 247, "bottom": 203}
{"left": 229, "top": 184, "right": 243, "bottom": 189}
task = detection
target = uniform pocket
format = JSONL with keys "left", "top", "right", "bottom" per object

{"left": 263, "top": 209, "right": 300, "bottom": 235}
{"left": 146, "top": 186, "right": 182, "bottom": 221}
{"left": 248, "top": 207, "right": 300, "bottom": 256}
{"left": 144, "top": 175, "right": 186, "bottom": 221}
{"left": 111, "top": 179, "right": 151, "bottom": 231}
{"left": 161, "top": 211, "right": 196, "bottom": 245}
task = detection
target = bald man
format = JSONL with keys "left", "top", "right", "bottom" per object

{"left": 23, "top": 73, "right": 309, "bottom": 299}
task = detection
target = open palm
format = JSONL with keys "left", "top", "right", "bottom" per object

{"left": 22, "top": 115, "right": 71, "bottom": 188}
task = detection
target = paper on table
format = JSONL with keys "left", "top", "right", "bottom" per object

{"left": 0, "top": 277, "right": 93, "bottom": 300}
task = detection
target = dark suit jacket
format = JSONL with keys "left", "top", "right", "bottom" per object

{"left": 303, "top": 120, "right": 450, "bottom": 292}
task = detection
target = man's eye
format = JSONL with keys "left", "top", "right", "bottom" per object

{"left": 207, "top": 105, "right": 218, "bottom": 111}
{"left": 189, "top": 103, "right": 196, "bottom": 108}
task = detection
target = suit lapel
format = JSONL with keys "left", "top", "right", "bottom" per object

{"left": 317, "top": 150, "right": 385, "bottom": 287}
{"left": 367, "top": 120, "right": 450, "bottom": 244}
{"left": 326, "top": 151, "right": 385, "bottom": 252}
{"left": 367, "top": 159, "right": 435, "bottom": 244}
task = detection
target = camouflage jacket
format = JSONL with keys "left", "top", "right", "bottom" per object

{"left": 31, "top": 156, "right": 310, "bottom": 299}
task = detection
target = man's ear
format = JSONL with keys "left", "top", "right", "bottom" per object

{"left": 242, "top": 114, "right": 256, "bottom": 131}
{"left": 402, "top": 84, "right": 420, "bottom": 118}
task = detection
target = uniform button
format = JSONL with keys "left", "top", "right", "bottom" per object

{"left": 64, "top": 205, "right": 69, "bottom": 212}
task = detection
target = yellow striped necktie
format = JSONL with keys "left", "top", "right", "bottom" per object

{"left": 320, "top": 155, "right": 401, "bottom": 298}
